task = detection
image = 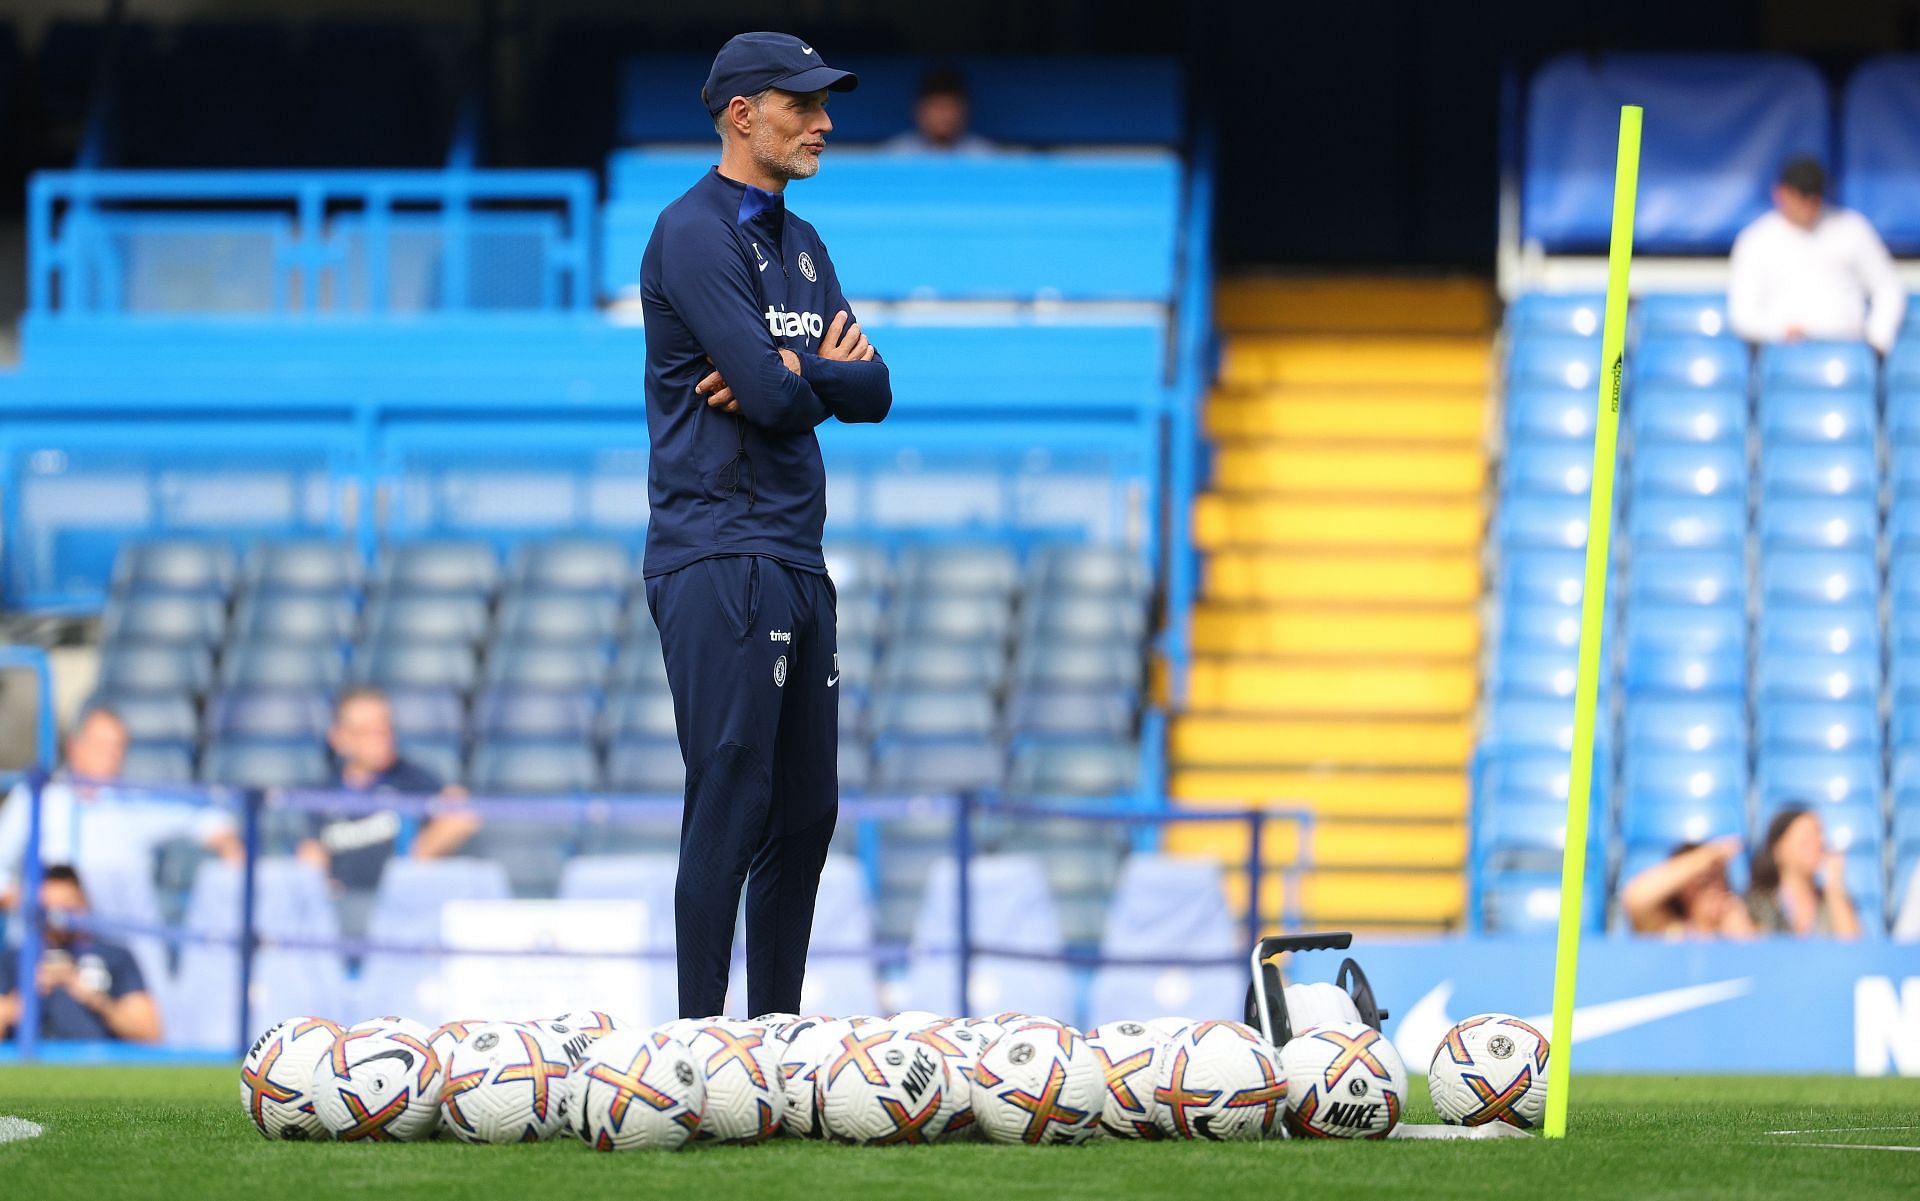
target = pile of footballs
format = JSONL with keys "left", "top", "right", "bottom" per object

{"left": 241, "top": 1007, "right": 1551, "bottom": 1149}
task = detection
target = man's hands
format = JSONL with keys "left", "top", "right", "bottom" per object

{"left": 818, "top": 311, "right": 876, "bottom": 362}
{"left": 697, "top": 350, "right": 804, "bottom": 416}
{"left": 35, "top": 956, "right": 77, "bottom": 997}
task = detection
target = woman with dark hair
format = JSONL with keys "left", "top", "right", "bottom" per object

{"left": 1746, "top": 805, "right": 1862, "bottom": 939}
{"left": 1621, "top": 837, "right": 1756, "bottom": 939}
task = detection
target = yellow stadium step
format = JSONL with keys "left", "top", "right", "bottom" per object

{"left": 1212, "top": 444, "right": 1485, "bottom": 497}
{"left": 1207, "top": 390, "right": 1487, "bottom": 444}
{"left": 1203, "top": 550, "right": 1482, "bottom": 605}
{"left": 1171, "top": 717, "right": 1474, "bottom": 770}
{"left": 1166, "top": 818, "right": 1465, "bottom": 870}
{"left": 1193, "top": 495, "right": 1484, "bottom": 551}
{"left": 1184, "top": 660, "right": 1478, "bottom": 716}
{"left": 1216, "top": 276, "right": 1496, "bottom": 336}
{"left": 1190, "top": 605, "right": 1480, "bottom": 658}
{"left": 1171, "top": 770, "right": 1468, "bottom": 819}
{"left": 1226, "top": 869, "right": 1468, "bottom": 928}
{"left": 1221, "top": 335, "right": 1491, "bottom": 389}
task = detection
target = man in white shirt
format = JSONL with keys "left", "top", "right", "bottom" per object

{"left": 0, "top": 707, "right": 242, "bottom": 908}
{"left": 1728, "top": 157, "right": 1907, "bottom": 355}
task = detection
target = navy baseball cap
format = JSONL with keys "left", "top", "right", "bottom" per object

{"left": 702, "top": 32, "right": 858, "bottom": 116}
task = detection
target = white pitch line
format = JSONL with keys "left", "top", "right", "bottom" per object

{"left": 1778, "top": 1143, "right": 1920, "bottom": 1154}
{"left": 0, "top": 1116, "right": 43, "bottom": 1145}
{"left": 1767, "top": 1125, "right": 1920, "bottom": 1136}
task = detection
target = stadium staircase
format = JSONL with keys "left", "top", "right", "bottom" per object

{"left": 1169, "top": 276, "right": 1494, "bottom": 932}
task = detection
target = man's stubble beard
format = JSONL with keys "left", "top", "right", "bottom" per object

{"left": 751, "top": 130, "right": 819, "bottom": 182}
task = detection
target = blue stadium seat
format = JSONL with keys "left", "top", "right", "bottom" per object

{"left": 1759, "top": 496, "right": 1879, "bottom": 551}
{"left": 600, "top": 687, "right": 678, "bottom": 741}
{"left": 1759, "top": 342, "right": 1880, "bottom": 393}
{"left": 206, "top": 688, "right": 331, "bottom": 742}
{"left": 1493, "top": 494, "right": 1591, "bottom": 550}
{"left": 1477, "top": 752, "right": 1593, "bottom": 808}
{"left": 1761, "top": 443, "right": 1877, "bottom": 498}
{"left": 230, "top": 593, "right": 356, "bottom": 645}
{"left": 1627, "top": 550, "right": 1744, "bottom": 607}
{"left": 88, "top": 691, "right": 198, "bottom": 748}
{"left": 1627, "top": 384, "right": 1746, "bottom": 446}
{"left": 362, "top": 593, "right": 489, "bottom": 644}
{"left": 103, "top": 593, "right": 226, "bottom": 646}
{"left": 458, "top": 817, "right": 580, "bottom": 899}
{"left": 1509, "top": 292, "right": 1606, "bottom": 337}
{"left": 173, "top": 857, "right": 344, "bottom": 1048}
{"left": 1758, "top": 603, "right": 1880, "bottom": 657}
{"left": 1755, "top": 652, "right": 1881, "bottom": 703}
{"left": 1018, "top": 595, "right": 1148, "bottom": 644}
{"left": 1476, "top": 798, "right": 1601, "bottom": 874}
{"left": 877, "top": 643, "right": 1008, "bottom": 691}
{"left": 1493, "top": 647, "right": 1580, "bottom": 699}
{"left": 1760, "top": 551, "right": 1879, "bottom": 608}
{"left": 1504, "top": 441, "right": 1596, "bottom": 497}
{"left": 822, "top": 542, "right": 892, "bottom": 597}
{"left": 605, "top": 736, "right": 685, "bottom": 794}
{"left": 1894, "top": 453, "right": 1920, "bottom": 504}
{"left": 620, "top": 601, "right": 660, "bottom": 644}
{"left": 612, "top": 639, "right": 669, "bottom": 688}
{"left": 472, "top": 686, "right": 599, "bottom": 741}
{"left": 96, "top": 645, "right": 214, "bottom": 695}
{"left": 1088, "top": 855, "right": 1243, "bottom": 1028}
{"left": 1635, "top": 338, "right": 1750, "bottom": 391}
{"left": 1891, "top": 386, "right": 1920, "bottom": 445}
{"left": 1624, "top": 602, "right": 1744, "bottom": 658}
{"left": 839, "top": 741, "right": 872, "bottom": 795}
{"left": 885, "top": 594, "right": 1014, "bottom": 644}
{"left": 492, "top": 592, "right": 620, "bottom": 644}
{"left": 1627, "top": 495, "right": 1745, "bottom": 551}
{"left": 468, "top": 740, "right": 601, "bottom": 794}
{"left": 1007, "top": 688, "right": 1134, "bottom": 740}
{"left": 1895, "top": 611, "right": 1920, "bottom": 655}
{"left": 1499, "top": 602, "right": 1584, "bottom": 652}
{"left": 1622, "top": 644, "right": 1744, "bottom": 696}
{"left": 902, "top": 856, "right": 1074, "bottom": 1020}
{"left": 120, "top": 742, "right": 197, "bottom": 786}
{"left": 796, "top": 855, "right": 883, "bottom": 1018}
{"left": 1506, "top": 386, "right": 1594, "bottom": 444}
{"left": 243, "top": 540, "right": 363, "bottom": 594}
{"left": 507, "top": 538, "right": 630, "bottom": 595}
{"left": 199, "top": 739, "right": 331, "bottom": 789}
{"left": 1895, "top": 651, "right": 1920, "bottom": 707}
{"left": 1889, "top": 505, "right": 1920, "bottom": 558}
{"left": 1634, "top": 294, "right": 1732, "bottom": 340}
{"left": 1500, "top": 550, "right": 1587, "bottom": 606}
{"left": 1840, "top": 55, "right": 1920, "bottom": 252}
{"left": 482, "top": 643, "right": 610, "bottom": 690}
{"left": 112, "top": 540, "right": 237, "bottom": 597}
{"left": 1621, "top": 751, "right": 1747, "bottom": 811}
{"left": 376, "top": 540, "right": 500, "bottom": 597}
{"left": 1622, "top": 697, "right": 1747, "bottom": 756}
{"left": 1893, "top": 342, "right": 1920, "bottom": 391}
{"left": 1758, "top": 753, "right": 1884, "bottom": 813}
{"left": 837, "top": 594, "right": 883, "bottom": 644}
{"left": 353, "top": 640, "right": 480, "bottom": 691}
{"left": 1620, "top": 795, "right": 1745, "bottom": 850}
{"left": 355, "top": 858, "right": 512, "bottom": 1023}
{"left": 553, "top": 853, "right": 679, "bottom": 1019}
{"left": 1008, "top": 741, "right": 1138, "bottom": 797}
{"left": 1892, "top": 554, "right": 1920, "bottom": 609}
{"left": 378, "top": 686, "right": 465, "bottom": 743}
{"left": 869, "top": 689, "right": 998, "bottom": 740}
{"left": 1483, "top": 698, "right": 1577, "bottom": 753}
{"left": 1507, "top": 335, "right": 1602, "bottom": 390}
{"left": 1759, "top": 387, "right": 1878, "bottom": 449}
{"left": 1482, "top": 873, "right": 1602, "bottom": 934}
{"left": 896, "top": 544, "right": 1020, "bottom": 598}
{"left": 1630, "top": 444, "right": 1745, "bottom": 500}
{"left": 871, "top": 738, "right": 1006, "bottom": 794}
{"left": 1756, "top": 700, "right": 1882, "bottom": 755}
{"left": 219, "top": 643, "right": 347, "bottom": 690}
{"left": 1012, "top": 644, "right": 1142, "bottom": 692}
{"left": 1025, "top": 544, "right": 1152, "bottom": 600}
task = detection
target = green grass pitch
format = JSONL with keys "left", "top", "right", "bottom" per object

{"left": 2, "top": 1067, "right": 1917, "bottom": 1201}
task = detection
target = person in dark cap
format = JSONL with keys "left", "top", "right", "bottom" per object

{"left": 884, "top": 65, "right": 995, "bottom": 155}
{"left": 638, "top": 32, "right": 892, "bottom": 1019}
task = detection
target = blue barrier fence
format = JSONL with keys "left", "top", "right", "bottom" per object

{"left": 3, "top": 777, "right": 1311, "bottom": 1062}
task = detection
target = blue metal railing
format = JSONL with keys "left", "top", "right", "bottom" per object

{"left": 1164, "top": 127, "right": 1217, "bottom": 706}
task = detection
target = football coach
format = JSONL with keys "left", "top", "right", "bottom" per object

{"left": 639, "top": 32, "right": 892, "bottom": 1019}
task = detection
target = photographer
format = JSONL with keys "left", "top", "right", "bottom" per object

{"left": 0, "top": 864, "right": 161, "bottom": 1043}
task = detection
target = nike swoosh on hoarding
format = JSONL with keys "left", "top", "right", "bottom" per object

{"left": 1394, "top": 977, "right": 1755, "bottom": 1067}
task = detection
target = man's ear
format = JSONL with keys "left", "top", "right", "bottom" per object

{"left": 728, "top": 95, "right": 756, "bottom": 139}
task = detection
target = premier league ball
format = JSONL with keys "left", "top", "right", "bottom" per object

{"left": 970, "top": 1022, "right": 1103, "bottom": 1145}
{"left": 908, "top": 1019, "right": 992, "bottom": 1140}
{"left": 1150, "top": 1020, "right": 1285, "bottom": 1142}
{"left": 776, "top": 1018, "right": 855, "bottom": 1139}
{"left": 534, "top": 1011, "right": 626, "bottom": 1067}
{"left": 1280, "top": 1021, "right": 1408, "bottom": 1140}
{"left": 438, "top": 1022, "right": 573, "bottom": 1144}
{"left": 1085, "top": 1021, "right": 1167, "bottom": 1140}
{"left": 816, "top": 1028, "right": 953, "bottom": 1146}
{"left": 571, "top": 1030, "right": 705, "bottom": 1152}
{"left": 683, "top": 1021, "right": 786, "bottom": 1144}
{"left": 309, "top": 1028, "right": 443, "bottom": 1142}
{"left": 240, "top": 1016, "right": 343, "bottom": 1140}
{"left": 1427, "top": 1013, "right": 1550, "bottom": 1130}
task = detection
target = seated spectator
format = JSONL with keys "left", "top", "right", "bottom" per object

{"left": 1746, "top": 805, "right": 1862, "bottom": 939}
{"left": 0, "top": 865, "right": 162, "bottom": 1043}
{"left": 0, "top": 706, "right": 241, "bottom": 909}
{"left": 297, "top": 688, "right": 479, "bottom": 900}
{"left": 1728, "top": 156, "right": 1907, "bottom": 355}
{"left": 883, "top": 66, "right": 995, "bottom": 155}
{"left": 1620, "top": 837, "right": 1756, "bottom": 940}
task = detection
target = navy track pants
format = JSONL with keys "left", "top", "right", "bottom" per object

{"left": 645, "top": 554, "right": 838, "bottom": 1018}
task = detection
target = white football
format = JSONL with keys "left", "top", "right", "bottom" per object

{"left": 1280, "top": 1021, "right": 1408, "bottom": 1140}
{"left": 1150, "top": 1019, "right": 1285, "bottom": 1141}
{"left": 683, "top": 1021, "right": 786, "bottom": 1144}
{"left": 349, "top": 1015, "right": 436, "bottom": 1043}
{"left": 908, "top": 1019, "right": 991, "bottom": 1140}
{"left": 971, "top": 1022, "right": 1103, "bottom": 1145}
{"left": 885, "top": 1010, "right": 947, "bottom": 1031}
{"left": 816, "top": 1028, "right": 952, "bottom": 1146}
{"left": 1086, "top": 1021, "right": 1167, "bottom": 1139}
{"left": 775, "top": 1018, "right": 855, "bottom": 1139}
{"left": 240, "top": 1016, "right": 343, "bottom": 1140}
{"left": 438, "top": 1022, "right": 573, "bottom": 1144}
{"left": 654, "top": 1016, "right": 715, "bottom": 1045}
{"left": 309, "top": 1028, "right": 443, "bottom": 1142}
{"left": 1143, "top": 1016, "right": 1195, "bottom": 1042}
{"left": 1427, "top": 1013, "right": 1550, "bottom": 1130}
{"left": 535, "top": 1011, "right": 626, "bottom": 1068}
{"left": 571, "top": 1030, "right": 705, "bottom": 1151}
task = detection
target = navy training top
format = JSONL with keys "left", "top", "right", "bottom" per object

{"left": 0, "top": 938, "right": 146, "bottom": 1041}
{"left": 639, "top": 167, "right": 892, "bottom": 578}
{"left": 313, "top": 757, "right": 444, "bottom": 892}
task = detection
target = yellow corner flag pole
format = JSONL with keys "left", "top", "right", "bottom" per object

{"left": 1543, "top": 103, "right": 1641, "bottom": 1140}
